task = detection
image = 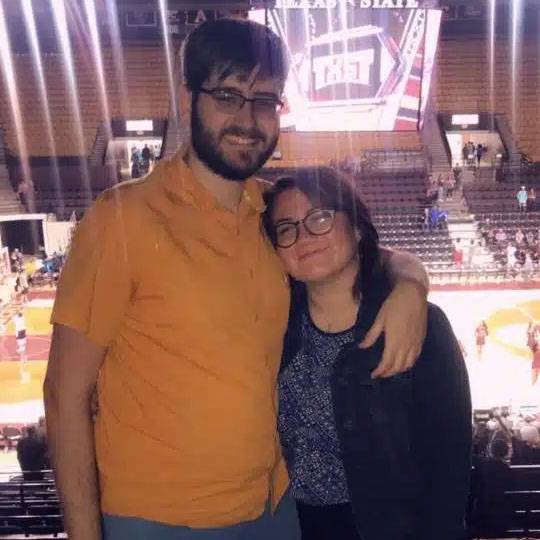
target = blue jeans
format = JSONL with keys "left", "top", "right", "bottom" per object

{"left": 102, "top": 490, "right": 300, "bottom": 540}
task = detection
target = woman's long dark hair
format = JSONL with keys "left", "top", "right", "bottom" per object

{"left": 262, "top": 166, "right": 382, "bottom": 300}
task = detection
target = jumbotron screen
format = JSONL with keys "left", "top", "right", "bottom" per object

{"left": 250, "top": 3, "right": 441, "bottom": 131}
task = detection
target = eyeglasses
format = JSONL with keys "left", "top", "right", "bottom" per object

{"left": 199, "top": 87, "right": 284, "bottom": 116}
{"left": 274, "top": 208, "right": 336, "bottom": 248}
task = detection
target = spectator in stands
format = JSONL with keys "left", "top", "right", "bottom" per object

{"left": 10, "top": 249, "right": 23, "bottom": 273}
{"left": 453, "top": 238, "right": 464, "bottom": 269}
{"left": 526, "top": 230, "right": 536, "bottom": 246}
{"left": 16, "top": 180, "right": 34, "bottom": 207}
{"left": 264, "top": 171, "right": 471, "bottom": 540}
{"left": 517, "top": 186, "right": 528, "bottom": 212}
{"left": 141, "top": 144, "right": 154, "bottom": 174}
{"left": 467, "top": 141, "right": 476, "bottom": 167}
{"left": 436, "top": 174, "right": 445, "bottom": 202}
{"left": 486, "top": 227, "right": 496, "bottom": 245}
{"left": 529, "top": 187, "right": 537, "bottom": 210}
{"left": 425, "top": 184, "right": 437, "bottom": 205}
{"left": 476, "top": 143, "right": 484, "bottom": 167}
{"left": 130, "top": 146, "right": 142, "bottom": 178}
{"left": 487, "top": 412, "right": 513, "bottom": 461}
{"left": 44, "top": 18, "right": 429, "bottom": 540}
{"left": 16, "top": 425, "right": 48, "bottom": 481}
{"left": 523, "top": 251, "right": 534, "bottom": 279}
{"left": 429, "top": 204, "right": 447, "bottom": 230}
{"left": 445, "top": 173, "right": 455, "bottom": 200}
{"left": 496, "top": 228, "right": 507, "bottom": 247}
{"left": 519, "top": 417, "right": 540, "bottom": 447}
{"left": 473, "top": 422, "right": 490, "bottom": 457}
{"left": 515, "top": 228, "right": 525, "bottom": 246}
{"left": 506, "top": 243, "right": 517, "bottom": 275}
{"left": 515, "top": 246, "right": 526, "bottom": 267}
{"left": 422, "top": 206, "right": 430, "bottom": 232}
{"left": 453, "top": 162, "right": 462, "bottom": 189}
{"left": 466, "top": 239, "right": 477, "bottom": 269}
{"left": 471, "top": 437, "right": 513, "bottom": 537}
{"left": 479, "top": 218, "right": 490, "bottom": 242}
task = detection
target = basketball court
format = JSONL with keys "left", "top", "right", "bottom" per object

{"left": 2, "top": 287, "right": 540, "bottom": 427}
{"left": 0, "top": 294, "right": 53, "bottom": 425}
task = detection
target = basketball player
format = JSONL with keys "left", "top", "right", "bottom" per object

{"left": 12, "top": 311, "right": 27, "bottom": 361}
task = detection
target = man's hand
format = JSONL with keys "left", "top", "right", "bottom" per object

{"left": 360, "top": 280, "right": 428, "bottom": 378}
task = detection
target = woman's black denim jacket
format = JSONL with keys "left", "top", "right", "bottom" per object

{"left": 281, "top": 274, "right": 472, "bottom": 540}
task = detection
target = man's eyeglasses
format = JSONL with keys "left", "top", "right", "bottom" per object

{"left": 274, "top": 208, "right": 336, "bottom": 248}
{"left": 199, "top": 87, "right": 284, "bottom": 116}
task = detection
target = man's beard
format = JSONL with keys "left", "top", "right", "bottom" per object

{"left": 190, "top": 100, "right": 278, "bottom": 182}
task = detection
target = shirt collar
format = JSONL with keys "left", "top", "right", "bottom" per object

{"left": 152, "top": 146, "right": 266, "bottom": 220}
{"left": 163, "top": 147, "right": 265, "bottom": 213}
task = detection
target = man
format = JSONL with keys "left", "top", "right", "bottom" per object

{"left": 452, "top": 162, "right": 462, "bottom": 188}
{"left": 141, "top": 144, "right": 154, "bottom": 173}
{"left": 17, "top": 425, "right": 48, "bottom": 481}
{"left": 44, "top": 18, "right": 429, "bottom": 540}
{"left": 476, "top": 143, "right": 483, "bottom": 167}
{"left": 517, "top": 186, "right": 528, "bottom": 212}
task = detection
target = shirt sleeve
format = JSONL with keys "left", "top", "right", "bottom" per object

{"left": 50, "top": 191, "right": 133, "bottom": 347}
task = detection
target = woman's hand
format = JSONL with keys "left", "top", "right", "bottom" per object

{"left": 360, "top": 280, "right": 428, "bottom": 378}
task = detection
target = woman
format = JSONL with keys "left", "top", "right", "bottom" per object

{"left": 263, "top": 167, "right": 472, "bottom": 540}
{"left": 475, "top": 321, "right": 489, "bottom": 360}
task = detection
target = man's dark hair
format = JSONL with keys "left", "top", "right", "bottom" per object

{"left": 181, "top": 18, "right": 289, "bottom": 92}
{"left": 263, "top": 167, "right": 381, "bottom": 300}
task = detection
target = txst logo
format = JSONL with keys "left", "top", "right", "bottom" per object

{"left": 312, "top": 50, "right": 375, "bottom": 91}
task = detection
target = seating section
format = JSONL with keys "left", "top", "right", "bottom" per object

{"left": 464, "top": 180, "right": 539, "bottom": 214}
{"left": 34, "top": 187, "right": 102, "bottom": 221}
{"left": 361, "top": 149, "right": 425, "bottom": 176}
{"left": 468, "top": 463, "right": 540, "bottom": 538}
{"left": 13, "top": 162, "right": 119, "bottom": 219}
{"left": 0, "top": 44, "right": 170, "bottom": 157}
{"left": 272, "top": 131, "right": 422, "bottom": 165}
{"left": 434, "top": 36, "right": 540, "bottom": 160}
{"left": 373, "top": 214, "right": 453, "bottom": 267}
{"left": 5, "top": 462, "right": 540, "bottom": 539}
{"left": 476, "top": 210, "right": 540, "bottom": 268}
{"left": 262, "top": 163, "right": 451, "bottom": 267}
{"left": 359, "top": 171, "right": 454, "bottom": 268}
{"left": 0, "top": 475, "right": 64, "bottom": 538}
{"left": 355, "top": 174, "right": 427, "bottom": 214}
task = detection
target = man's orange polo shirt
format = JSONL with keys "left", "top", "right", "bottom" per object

{"left": 51, "top": 151, "right": 291, "bottom": 527}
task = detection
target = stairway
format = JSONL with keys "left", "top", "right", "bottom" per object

{"left": 0, "top": 130, "right": 24, "bottom": 215}
{"left": 161, "top": 118, "right": 187, "bottom": 160}
{"left": 494, "top": 114, "right": 522, "bottom": 172}
{"left": 438, "top": 189, "right": 469, "bottom": 221}
{"left": 438, "top": 187, "right": 496, "bottom": 268}
{"left": 88, "top": 122, "right": 110, "bottom": 167}
{"left": 421, "top": 102, "right": 451, "bottom": 174}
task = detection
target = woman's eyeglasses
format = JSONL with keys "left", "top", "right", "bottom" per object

{"left": 274, "top": 208, "right": 336, "bottom": 248}
{"left": 199, "top": 87, "right": 284, "bottom": 117}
